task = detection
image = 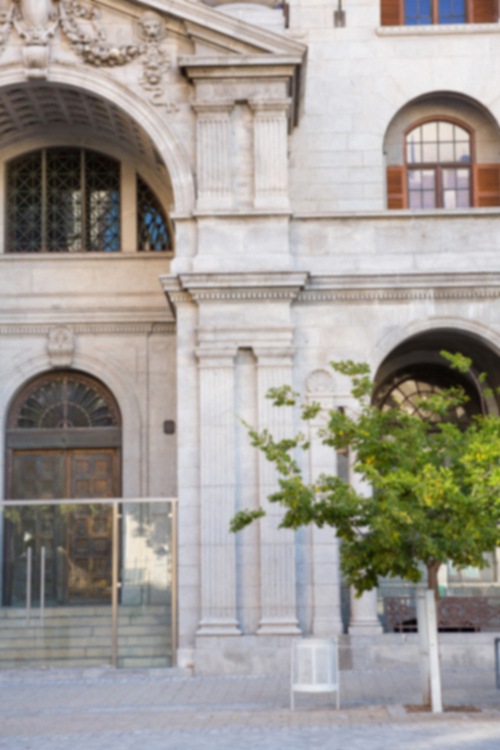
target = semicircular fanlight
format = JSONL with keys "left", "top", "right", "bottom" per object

{"left": 375, "top": 373, "right": 476, "bottom": 429}
{"left": 12, "top": 373, "right": 119, "bottom": 429}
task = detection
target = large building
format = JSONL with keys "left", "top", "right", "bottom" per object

{"left": 0, "top": 0, "right": 499, "bottom": 674}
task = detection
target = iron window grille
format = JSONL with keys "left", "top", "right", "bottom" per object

{"left": 137, "top": 176, "right": 171, "bottom": 252}
{"left": 6, "top": 148, "right": 120, "bottom": 253}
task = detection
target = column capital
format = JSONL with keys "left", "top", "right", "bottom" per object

{"left": 248, "top": 98, "right": 292, "bottom": 116}
{"left": 195, "top": 346, "right": 238, "bottom": 367}
{"left": 254, "top": 346, "right": 295, "bottom": 367}
{"left": 192, "top": 99, "right": 235, "bottom": 116}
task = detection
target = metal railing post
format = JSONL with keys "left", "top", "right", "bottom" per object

{"left": 111, "top": 501, "right": 119, "bottom": 668}
{"left": 171, "top": 500, "right": 178, "bottom": 668}
{"left": 40, "top": 546, "right": 46, "bottom": 628}
{"left": 26, "top": 546, "right": 32, "bottom": 628}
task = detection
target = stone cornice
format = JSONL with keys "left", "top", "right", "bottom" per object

{"left": 182, "top": 271, "right": 307, "bottom": 302}
{"left": 292, "top": 208, "right": 500, "bottom": 221}
{"left": 162, "top": 271, "right": 500, "bottom": 306}
{"left": 179, "top": 272, "right": 308, "bottom": 289}
{"left": 161, "top": 272, "right": 308, "bottom": 306}
{"left": 299, "top": 273, "right": 500, "bottom": 304}
{"left": 0, "top": 322, "right": 175, "bottom": 335}
{"left": 179, "top": 55, "right": 303, "bottom": 71}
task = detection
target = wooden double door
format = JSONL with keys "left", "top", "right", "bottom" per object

{"left": 3, "top": 449, "right": 119, "bottom": 606}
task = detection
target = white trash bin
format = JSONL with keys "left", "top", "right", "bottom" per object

{"left": 291, "top": 637, "right": 340, "bottom": 710}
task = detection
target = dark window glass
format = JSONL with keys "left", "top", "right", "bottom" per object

{"left": 6, "top": 148, "right": 120, "bottom": 253}
{"left": 6, "top": 152, "right": 42, "bottom": 253}
{"left": 405, "top": 0, "right": 432, "bottom": 24}
{"left": 46, "top": 149, "right": 82, "bottom": 253}
{"left": 85, "top": 151, "right": 120, "bottom": 252}
{"left": 137, "top": 176, "right": 171, "bottom": 252}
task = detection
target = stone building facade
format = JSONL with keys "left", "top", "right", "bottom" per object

{"left": 0, "top": 0, "right": 499, "bottom": 673}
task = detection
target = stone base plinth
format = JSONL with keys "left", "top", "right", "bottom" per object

{"left": 190, "top": 632, "right": 500, "bottom": 676}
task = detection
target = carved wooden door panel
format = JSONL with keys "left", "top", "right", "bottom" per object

{"left": 65, "top": 451, "right": 117, "bottom": 602}
{"left": 6, "top": 451, "right": 66, "bottom": 605}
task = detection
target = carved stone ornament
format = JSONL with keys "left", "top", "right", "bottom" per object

{"left": 306, "top": 369, "right": 334, "bottom": 395}
{"left": 47, "top": 325, "right": 75, "bottom": 368}
{"left": 0, "top": 1, "right": 171, "bottom": 93}
{"left": 136, "top": 11, "right": 177, "bottom": 112}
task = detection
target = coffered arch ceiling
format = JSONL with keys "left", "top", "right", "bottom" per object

{"left": 0, "top": 82, "right": 172, "bottom": 197}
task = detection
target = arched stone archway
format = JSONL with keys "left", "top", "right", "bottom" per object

{"left": 374, "top": 326, "right": 500, "bottom": 417}
{"left": 0, "top": 64, "right": 195, "bottom": 218}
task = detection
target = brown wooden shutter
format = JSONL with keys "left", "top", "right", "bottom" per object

{"left": 474, "top": 165, "right": 500, "bottom": 206}
{"left": 387, "top": 166, "right": 406, "bottom": 209}
{"left": 381, "top": 0, "right": 403, "bottom": 25}
{"left": 470, "top": 0, "right": 498, "bottom": 22}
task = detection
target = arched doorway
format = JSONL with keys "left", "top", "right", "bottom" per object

{"left": 374, "top": 328, "right": 500, "bottom": 598}
{"left": 3, "top": 371, "right": 121, "bottom": 606}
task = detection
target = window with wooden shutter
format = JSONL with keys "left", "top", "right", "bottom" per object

{"left": 381, "top": 0, "right": 403, "bottom": 25}
{"left": 381, "top": 0, "right": 497, "bottom": 24}
{"left": 470, "top": 0, "right": 498, "bottom": 22}
{"left": 474, "top": 165, "right": 500, "bottom": 206}
{"left": 387, "top": 166, "right": 407, "bottom": 209}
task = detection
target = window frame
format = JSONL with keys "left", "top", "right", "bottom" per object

{"left": 403, "top": 116, "right": 475, "bottom": 209}
{"left": 395, "top": 0, "right": 473, "bottom": 23}
{"left": 3, "top": 145, "right": 174, "bottom": 256}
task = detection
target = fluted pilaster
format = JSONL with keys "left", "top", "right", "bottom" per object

{"left": 196, "top": 347, "right": 241, "bottom": 635}
{"left": 305, "top": 370, "right": 343, "bottom": 637}
{"left": 194, "top": 101, "right": 234, "bottom": 212}
{"left": 255, "top": 348, "right": 300, "bottom": 635}
{"left": 250, "top": 99, "right": 291, "bottom": 212}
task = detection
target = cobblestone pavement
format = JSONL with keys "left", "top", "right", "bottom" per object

{"left": 0, "top": 667, "right": 499, "bottom": 749}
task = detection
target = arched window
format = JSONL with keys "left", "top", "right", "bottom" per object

{"left": 137, "top": 176, "right": 171, "bottom": 252}
{"left": 5, "top": 147, "right": 171, "bottom": 253}
{"left": 405, "top": 120, "right": 471, "bottom": 209}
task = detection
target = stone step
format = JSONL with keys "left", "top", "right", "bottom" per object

{"left": 0, "top": 615, "right": 168, "bottom": 628}
{"left": 0, "top": 634, "right": 169, "bottom": 649}
{"left": 118, "top": 657, "right": 171, "bottom": 668}
{"left": 0, "top": 625, "right": 170, "bottom": 639}
{"left": 0, "top": 606, "right": 172, "bottom": 669}
{"left": 0, "top": 644, "right": 170, "bottom": 659}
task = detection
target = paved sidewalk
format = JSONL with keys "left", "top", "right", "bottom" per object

{"left": 0, "top": 667, "right": 499, "bottom": 749}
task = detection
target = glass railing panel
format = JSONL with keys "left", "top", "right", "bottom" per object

{"left": 0, "top": 501, "right": 113, "bottom": 669}
{"left": 118, "top": 500, "right": 174, "bottom": 668}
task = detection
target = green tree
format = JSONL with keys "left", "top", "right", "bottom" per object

{"left": 231, "top": 352, "right": 500, "bottom": 600}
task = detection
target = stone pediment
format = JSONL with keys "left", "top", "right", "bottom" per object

{"left": 0, "top": 1, "right": 305, "bottom": 72}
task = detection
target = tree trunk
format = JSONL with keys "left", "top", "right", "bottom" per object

{"left": 427, "top": 560, "right": 441, "bottom": 601}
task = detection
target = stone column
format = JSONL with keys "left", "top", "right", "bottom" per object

{"left": 249, "top": 99, "right": 291, "bottom": 212}
{"left": 196, "top": 347, "right": 241, "bottom": 635}
{"left": 193, "top": 101, "right": 234, "bottom": 212}
{"left": 255, "top": 347, "right": 300, "bottom": 635}
{"left": 305, "top": 370, "right": 343, "bottom": 637}
{"left": 349, "top": 589, "right": 382, "bottom": 635}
